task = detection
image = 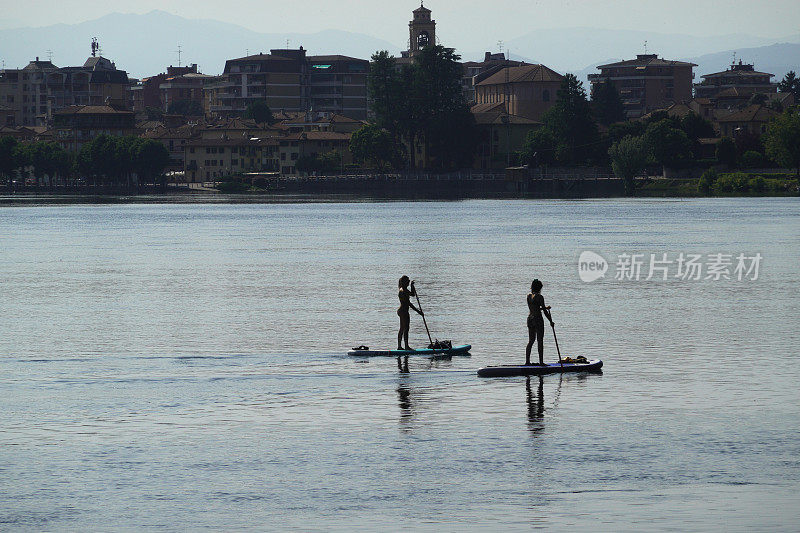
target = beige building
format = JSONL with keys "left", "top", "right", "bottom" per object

{"left": 471, "top": 101, "right": 541, "bottom": 169}
{"left": 474, "top": 64, "right": 564, "bottom": 121}
{"left": 184, "top": 137, "right": 280, "bottom": 183}
{"left": 716, "top": 104, "right": 778, "bottom": 138}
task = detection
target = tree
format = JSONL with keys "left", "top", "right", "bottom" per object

{"left": 680, "top": 112, "right": 716, "bottom": 141}
{"left": 244, "top": 100, "right": 274, "bottom": 124}
{"left": 716, "top": 137, "right": 737, "bottom": 167}
{"left": 763, "top": 108, "right": 800, "bottom": 178}
{"left": 133, "top": 138, "right": 171, "bottom": 185}
{"left": 368, "top": 51, "right": 405, "bottom": 138}
{"left": 540, "top": 74, "right": 600, "bottom": 164}
{"left": 367, "top": 45, "right": 477, "bottom": 169}
{"left": 778, "top": 71, "right": 800, "bottom": 101}
{"left": 167, "top": 99, "right": 203, "bottom": 116}
{"left": 0, "top": 136, "right": 19, "bottom": 183}
{"left": 609, "top": 135, "right": 650, "bottom": 195}
{"left": 350, "top": 124, "right": 396, "bottom": 169}
{"left": 520, "top": 127, "right": 558, "bottom": 166}
{"left": 644, "top": 119, "right": 692, "bottom": 168}
{"left": 591, "top": 80, "right": 625, "bottom": 126}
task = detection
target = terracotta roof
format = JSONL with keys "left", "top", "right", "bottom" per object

{"left": 476, "top": 64, "right": 564, "bottom": 86}
{"left": 55, "top": 105, "right": 133, "bottom": 115}
{"left": 472, "top": 112, "right": 541, "bottom": 126}
{"left": 701, "top": 69, "right": 774, "bottom": 79}
{"left": 308, "top": 55, "right": 368, "bottom": 63}
{"left": 413, "top": 5, "right": 432, "bottom": 13}
{"left": 285, "top": 131, "right": 351, "bottom": 141}
{"left": 186, "top": 137, "right": 278, "bottom": 147}
{"left": 471, "top": 101, "right": 507, "bottom": 113}
{"left": 228, "top": 53, "right": 293, "bottom": 62}
{"left": 641, "top": 102, "right": 695, "bottom": 120}
{"left": 715, "top": 104, "right": 777, "bottom": 123}
{"left": 597, "top": 55, "right": 697, "bottom": 69}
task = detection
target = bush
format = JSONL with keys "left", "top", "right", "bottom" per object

{"left": 748, "top": 176, "right": 767, "bottom": 193}
{"left": 714, "top": 172, "right": 749, "bottom": 194}
{"left": 740, "top": 150, "right": 765, "bottom": 168}
{"left": 698, "top": 168, "right": 718, "bottom": 195}
{"left": 215, "top": 181, "right": 250, "bottom": 193}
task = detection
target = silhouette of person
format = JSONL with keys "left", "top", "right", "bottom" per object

{"left": 526, "top": 278, "right": 553, "bottom": 365}
{"left": 398, "top": 275, "right": 423, "bottom": 350}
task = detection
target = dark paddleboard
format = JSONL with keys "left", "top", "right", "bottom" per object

{"left": 347, "top": 344, "right": 472, "bottom": 357}
{"left": 477, "top": 359, "right": 603, "bottom": 377}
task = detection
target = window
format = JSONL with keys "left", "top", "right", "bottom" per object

{"left": 232, "top": 159, "right": 239, "bottom": 166}
{"left": 190, "top": 147, "right": 195, "bottom": 153}
{"left": 281, "top": 153, "right": 286, "bottom": 161}
{"left": 542, "top": 89, "right": 550, "bottom": 102}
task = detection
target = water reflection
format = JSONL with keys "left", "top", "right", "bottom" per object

{"left": 397, "top": 357, "right": 414, "bottom": 432}
{"left": 526, "top": 376, "right": 545, "bottom": 434}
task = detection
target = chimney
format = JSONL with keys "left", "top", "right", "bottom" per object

{"left": 485, "top": 52, "right": 491, "bottom": 62}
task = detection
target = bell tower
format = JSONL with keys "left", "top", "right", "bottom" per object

{"left": 409, "top": 3, "right": 436, "bottom": 56}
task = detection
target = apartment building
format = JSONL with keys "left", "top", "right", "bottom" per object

{"left": 474, "top": 64, "right": 564, "bottom": 121}
{"left": 589, "top": 54, "right": 696, "bottom": 119}
{"left": 462, "top": 52, "right": 528, "bottom": 105}
{"left": 184, "top": 136, "right": 280, "bottom": 183}
{"left": 53, "top": 103, "right": 136, "bottom": 152}
{"left": 214, "top": 49, "right": 308, "bottom": 117}
{"left": 0, "top": 53, "right": 130, "bottom": 127}
{"left": 694, "top": 60, "right": 777, "bottom": 108}
{"left": 307, "top": 56, "right": 368, "bottom": 120}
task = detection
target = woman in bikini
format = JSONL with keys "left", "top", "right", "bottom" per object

{"left": 526, "top": 278, "right": 553, "bottom": 365}
{"left": 398, "top": 275, "right": 424, "bottom": 350}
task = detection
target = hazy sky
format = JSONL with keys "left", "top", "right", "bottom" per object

{"left": 3, "top": 0, "right": 799, "bottom": 45}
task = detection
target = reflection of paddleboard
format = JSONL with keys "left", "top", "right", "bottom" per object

{"left": 347, "top": 344, "right": 472, "bottom": 357}
{"left": 477, "top": 359, "right": 603, "bottom": 377}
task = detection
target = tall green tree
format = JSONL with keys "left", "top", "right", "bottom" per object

{"left": 609, "top": 134, "right": 650, "bottom": 195}
{"left": 540, "top": 73, "right": 600, "bottom": 164}
{"left": 778, "top": 71, "right": 800, "bottom": 101}
{"left": 763, "top": 108, "right": 800, "bottom": 178}
{"left": 367, "top": 45, "right": 477, "bottom": 169}
{"left": 244, "top": 100, "right": 274, "bottom": 124}
{"left": 591, "top": 80, "right": 626, "bottom": 126}
{"left": 350, "top": 124, "right": 397, "bottom": 169}
{"left": 644, "top": 119, "right": 692, "bottom": 168}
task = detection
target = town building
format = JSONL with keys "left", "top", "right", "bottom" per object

{"left": 159, "top": 71, "right": 220, "bottom": 116}
{"left": 589, "top": 54, "right": 696, "bottom": 119}
{"left": 715, "top": 104, "right": 778, "bottom": 138}
{"left": 462, "top": 52, "right": 528, "bottom": 105}
{"left": 130, "top": 64, "right": 198, "bottom": 113}
{"left": 183, "top": 136, "right": 279, "bottom": 183}
{"left": 307, "top": 56, "right": 369, "bottom": 120}
{"left": 694, "top": 61, "right": 777, "bottom": 107}
{"left": 53, "top": 103, "right": 136, "bottom": 152}
{"left": 213, "top": 49, "right": 309, "bottom": 117}
{"left": 474, "top": 64, "right": 564, "bottom": 121}
{"left": 470, "top": 101, "right": 541, "bottom": 169}
{"left": 0, "top": 46, "right": 130, "bottom": 127}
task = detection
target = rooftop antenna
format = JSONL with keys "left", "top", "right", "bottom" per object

{"left": 497, "top": 40, "right": 504, "bottom": 56}
{"left": 91, "top": 37, "right": 98, "bottom": 57}
{"left": 732, "top": 51, "right": 736, "bottom": 66}
{"left": 175, "top": 44, "right": 182, "bottom": 67}
{"left": 644, "top": 40, "right": 648, "bottom": 55}
{"left": 46, "top": 49, "right": 53, "bottom": 62}
{"left": 286, "top": 39, "right": 290, "bottom": 48}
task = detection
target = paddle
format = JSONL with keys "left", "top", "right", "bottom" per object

{"left": 550, "top": 319, "right": 564, "bottom": 368}
{"left": 412, "top": 281, "right": 434, "bottom": 348}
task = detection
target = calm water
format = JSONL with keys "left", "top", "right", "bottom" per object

{"left": 1, "top": 198, "right": 799, "bottom": 531}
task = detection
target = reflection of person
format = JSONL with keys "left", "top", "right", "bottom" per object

{"left": 398, "top": 276, "right": 424, "bottom": 350}
{"left": 526, "top": 376, "right": 545, "bottom": 433}
{"left": 526, "top": 279, "right": 553, "bottom": 365}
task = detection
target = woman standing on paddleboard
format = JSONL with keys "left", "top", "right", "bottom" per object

{"left": 526, "top": 279, "right": 554, "bottom": 365}
{"left": 398, "top": 275, "right": 424, "bottom": 350}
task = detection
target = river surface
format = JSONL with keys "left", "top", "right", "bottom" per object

{"left": 1, "top": 198, "right": 799, "bottom": 531}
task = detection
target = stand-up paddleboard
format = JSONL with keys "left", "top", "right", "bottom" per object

{"left": 348, "top": 344, "right": 472, "bottom": 357}
{"left": 477, "top": 359, "right": 602, "bottom": 377}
